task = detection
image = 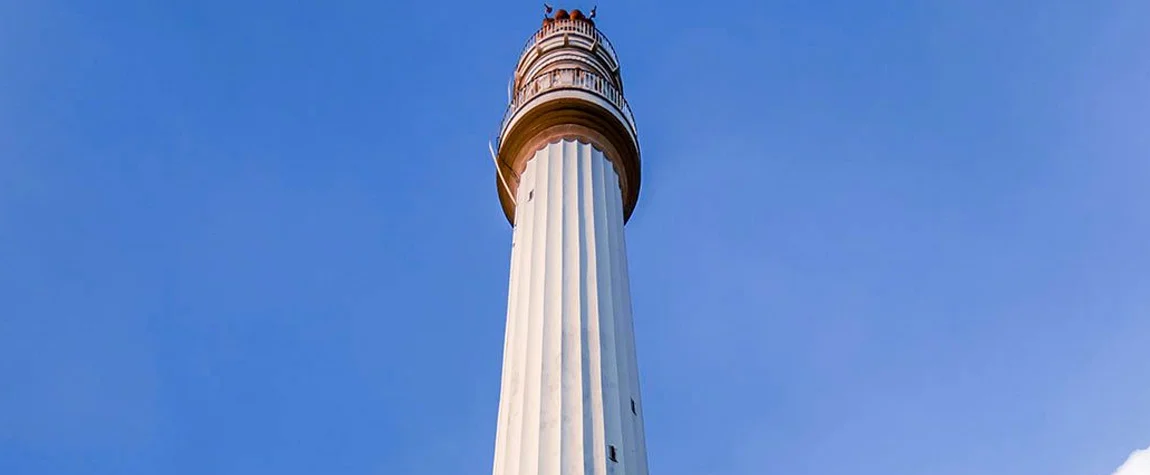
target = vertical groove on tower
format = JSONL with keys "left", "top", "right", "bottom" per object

{"left": 593, "top": 151, "right": 623, "bottom": 475}
{"left": 618, "top": 216, "right": 649, "bottom": 475}
{"left": 561, "top": 141, "right": 584, "bottom": 475}
{"left": 513, "top": 161, "right": 535, "bottom": 475}
{"left": 617, "top": 169, "right": 632, "bottom": 470}
{"left": 492, "top": 169, "right": 522, "bottom": 475}
{"left": 522, "top": 153, "right": 544, "bottom": 475}
{"left": 498, "top": 166, "right": 516, "bottom": 475}
{"left": 537, "top": 141, "right": 556, "bottom": 474}
{"left": 611, "top": 154, "right": 635, "bottom": 475}
{"left": 575, "top": 142, "right": 593, "bottom": 475}
{"left": 581, "top": 142, "right": 608, "bottom": 475}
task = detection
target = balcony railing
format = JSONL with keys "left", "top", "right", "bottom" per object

{"left": 516, "top": 19, "right": 620, "bottom": 70}
{"left": 500, "top": 67, "right": 637, "bottom": 140}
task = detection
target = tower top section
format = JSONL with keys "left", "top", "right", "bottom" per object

{"left": 493, "top": 7, "right": 641, "bottom": 225}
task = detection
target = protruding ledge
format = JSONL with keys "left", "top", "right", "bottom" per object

{"left": 496, "top": 96, "right": 640, "bottom": 226}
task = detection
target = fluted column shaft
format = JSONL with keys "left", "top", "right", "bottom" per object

{"left": 492, "top": 139, "right": 649, "bottom": 475}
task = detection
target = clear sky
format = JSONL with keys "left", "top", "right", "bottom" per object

{"left": 1, "top": 1, "right": 1148, "bottom": 474}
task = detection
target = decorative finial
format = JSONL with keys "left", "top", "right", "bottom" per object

{"left": 589, "top": 5, "right": 597, "bottom": 19}
{"left": 544, "top": 3, "right": 553, "bottom": 15}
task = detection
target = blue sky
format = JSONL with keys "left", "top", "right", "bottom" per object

{"left": 1, "top": 0, "right": 1148, "bottom": 474}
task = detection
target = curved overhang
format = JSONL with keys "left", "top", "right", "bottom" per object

{"left": 496, "top": 89, "right": 640, "bottom": 226}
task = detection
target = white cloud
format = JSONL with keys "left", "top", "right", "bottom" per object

{"left": 1112, "top": 446, "right": 1150, "bottom": 475}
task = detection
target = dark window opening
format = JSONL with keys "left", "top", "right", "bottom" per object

{"left": 527, "top": 190, "right": 534, "bottom": 202}
{"left": 608, "top": 445, "right": 618, "bottom": 463}
{"left": 631, "top": 399, "right": 637, "bottom": 415}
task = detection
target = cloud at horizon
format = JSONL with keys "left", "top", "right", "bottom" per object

{"left": 1113, "top": 446, "right": 1150, "bottom": 475}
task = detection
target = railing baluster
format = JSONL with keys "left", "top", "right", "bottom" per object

{"left": 501, "top": 64, "right": 636, "bottom": 137}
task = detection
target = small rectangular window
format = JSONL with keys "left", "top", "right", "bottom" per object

{"left": 608, "top": 445, "right": 618, "bottom": 463}
{"left": 631, "top": 399, "right": 637, "bottom": 415}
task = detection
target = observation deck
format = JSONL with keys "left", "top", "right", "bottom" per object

{"left": 494, "top": 11, "right": 641, "bottom": 225}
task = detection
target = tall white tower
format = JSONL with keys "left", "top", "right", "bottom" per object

{"left": 489, "top": 7, "right": 648, "bottom": 475}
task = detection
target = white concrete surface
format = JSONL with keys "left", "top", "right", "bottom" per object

{"left": 492, "top": 139, "right": 649, "bottom": 475}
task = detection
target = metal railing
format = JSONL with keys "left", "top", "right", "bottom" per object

{"left": 499, "top": 67, "right": 637, "bottom": 139}
{"left": 516, "top": 19, "right": 620, "bottom": 69}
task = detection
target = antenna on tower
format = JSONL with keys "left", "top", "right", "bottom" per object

{"left": 543, "top": 3, "right": 553, "bottom": 15}
{"left": 490, "top": 141, "right": 517, "bottom": 207}
{"left": 589, "top": 5, "right": 597, "bottom": 19}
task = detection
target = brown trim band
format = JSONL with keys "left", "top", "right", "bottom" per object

{"left": 496, "top": 97, "right": 640, "bottom": 225}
